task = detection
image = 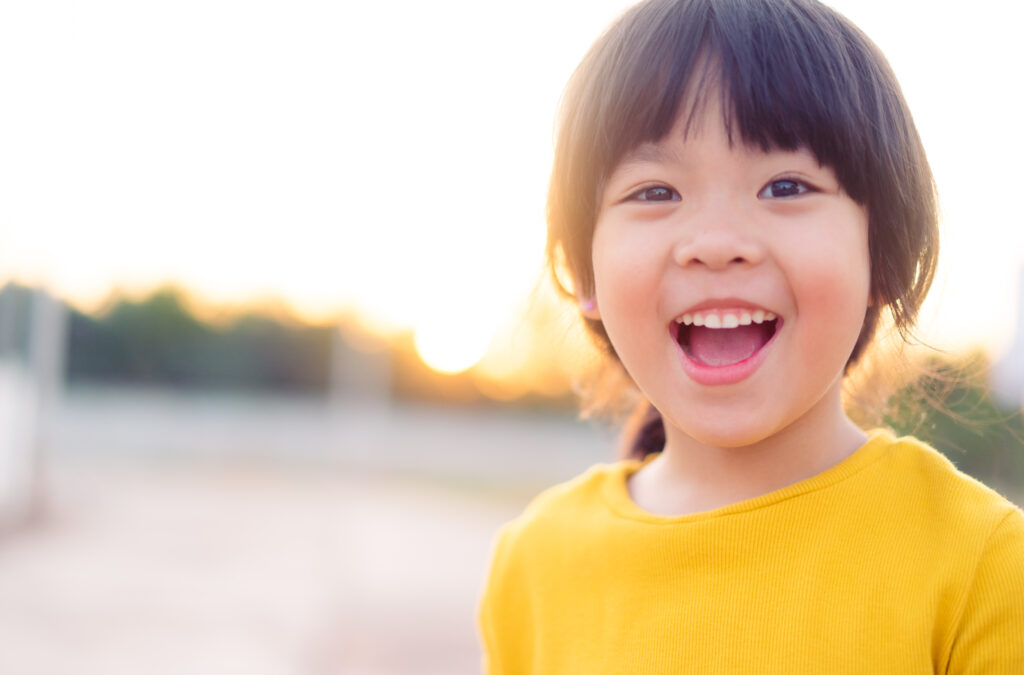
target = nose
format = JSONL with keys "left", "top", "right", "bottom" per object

{"left": 671, "top": 205, "right": 765, "bottom": 270}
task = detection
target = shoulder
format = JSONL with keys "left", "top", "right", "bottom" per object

{"left": 872, "top": 431, "right": 1020, "bottom": 534}
{"left": 835, "top": 431, "right": 1022, "bottom": 594}
{"left": 491, "top": 460, "right": 631, "bottom": 560}
{"left": 519, "top": 461, "right": 625, "bottom": 519}
{"left": 482, "top": 459, "right": 638, "bottom": 592}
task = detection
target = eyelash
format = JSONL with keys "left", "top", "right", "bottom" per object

{"left": 625, "top": 185, "right": 680, "bottom": 202}
{"left": 623, "top": 177, "right": 819, "bottom": 203}
{"left": 758, "top": 178, "right": 817, "bottom": 199}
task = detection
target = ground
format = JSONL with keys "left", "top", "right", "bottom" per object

{"left": 0, "top": 387, "right": 613, "bottom": 675}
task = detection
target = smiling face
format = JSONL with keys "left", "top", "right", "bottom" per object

{"left": 587, "top": 100, "right": 871, "bottom": 451}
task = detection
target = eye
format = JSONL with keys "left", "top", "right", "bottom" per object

{"left": 627, "top": 185, "right": 680, "bottom": 202}
{"left": 758, "top": 178, "right": 814, "bottom": 199}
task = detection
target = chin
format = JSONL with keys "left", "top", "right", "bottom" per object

{"left": 687, "top": 431, "right": 769, "bottom": 450}
{"left": 663, "top": 412, "right": 785, "bottom": 450}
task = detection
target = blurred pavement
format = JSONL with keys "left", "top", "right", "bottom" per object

{"left": 0, "top": 386, "right": 616, "bottom": 674}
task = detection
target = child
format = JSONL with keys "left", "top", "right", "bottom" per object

{"left": 478, "top": 0, "right": 1024, "bottom": 672}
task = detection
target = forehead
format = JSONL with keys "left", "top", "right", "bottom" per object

{"left": 611, "top": 76, "right": 775, "bottom": 172}
{"left": 613, "top": 100, "right": 822, "bottom": 175}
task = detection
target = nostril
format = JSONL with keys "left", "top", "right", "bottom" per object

{"left": 672, "top": 234, "right": 763, "bottom": 270}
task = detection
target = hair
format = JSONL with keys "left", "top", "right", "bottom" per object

{"left": 546, "top": 0, "right": 939, "bottom": 459}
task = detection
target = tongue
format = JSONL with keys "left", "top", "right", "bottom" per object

{"left": 688, "top": 324, "right": 768, "bottom": 366}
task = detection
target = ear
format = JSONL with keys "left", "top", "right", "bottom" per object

{"left": 579, "top": 296, "right": 601, "bottom": 320}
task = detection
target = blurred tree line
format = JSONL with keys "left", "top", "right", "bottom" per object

{"left": 1, "top": 283, "right": 333, "bottom": 393}
{"left": 68, "top": 286, "right": 332, "bottom": 392}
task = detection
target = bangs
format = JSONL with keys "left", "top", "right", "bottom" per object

{"left": 568, "top": 0, "right": 899, "bottom": 204}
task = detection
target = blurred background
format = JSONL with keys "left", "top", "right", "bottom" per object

{"left": 1, "top": 0, "right": 1023, "bottom": 673}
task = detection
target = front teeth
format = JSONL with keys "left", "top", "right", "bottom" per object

{"left": 678, "top": 309, "right": 777, "bottom": 327}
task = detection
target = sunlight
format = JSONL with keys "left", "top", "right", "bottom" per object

{"left": 413, "top": 309, "right": 497, "bottom": 375}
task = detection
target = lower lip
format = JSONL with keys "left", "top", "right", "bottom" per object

{"left": 674, "top": 320, "right": 782, "bottom": 386}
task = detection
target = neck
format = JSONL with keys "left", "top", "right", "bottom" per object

{"left": 632, "top": 380, "right": 867, "bottom": 516}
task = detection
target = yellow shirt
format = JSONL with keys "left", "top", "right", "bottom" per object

{"left": 478, "top": 430, "right": 1024, "bottom": 674}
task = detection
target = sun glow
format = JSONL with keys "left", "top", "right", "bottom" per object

{"left": 413, "top": 311, "right": 496, "bottom": 375}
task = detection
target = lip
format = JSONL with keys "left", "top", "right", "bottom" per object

{"left": 675, "top": 297, "right": 777, "bottom": 318}
{"left": 671, "top": 315, "right": 783, "bottom": 386}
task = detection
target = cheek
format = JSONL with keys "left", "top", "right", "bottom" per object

{"left": 789, "top": 227, "right": 871, "bottom": 346}
{"left": 591, "top": 229, "right": 661, "bottom": 311}
{"left": 801, "top": 258, "right": 869, "bottom": 307}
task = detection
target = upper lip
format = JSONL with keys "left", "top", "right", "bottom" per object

{"left": 677, "top": 298, "right": 777, "bottom": 316}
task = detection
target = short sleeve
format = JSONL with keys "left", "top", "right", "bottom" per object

{"left": 947, "top": 506, "right": 1024, "bottom": 674}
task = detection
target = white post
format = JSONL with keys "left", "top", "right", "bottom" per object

{"left": 330, "top": 324, "right": 392, "bottom": 407}
{"left": 0, "top": 287, "right": 65, "bottom": 529}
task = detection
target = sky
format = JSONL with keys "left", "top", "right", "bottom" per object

{"left": 1, "top": 0, "right": 1022, "bottom": 371}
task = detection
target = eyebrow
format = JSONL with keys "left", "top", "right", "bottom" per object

{"left": 617, "top": 139, "right": 820, "bottom": 173}
{"left": 618, "top": 143, "right": 681, "bottom": 169}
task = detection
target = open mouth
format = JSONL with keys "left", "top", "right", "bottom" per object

{"left": 672, "top": 311, "right": 781, "bottom": 367}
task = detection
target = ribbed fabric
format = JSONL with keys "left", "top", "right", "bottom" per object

{"left": 478, "top": 431, "right": 1024, "bottom": 674}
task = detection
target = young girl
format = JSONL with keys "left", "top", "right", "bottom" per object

{"left": 478, "top": 0, "right": 1024, "bottom": 672}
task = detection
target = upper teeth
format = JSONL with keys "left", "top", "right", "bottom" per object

{"left": 678, "top": 309, "right": 777, "bottom": 327}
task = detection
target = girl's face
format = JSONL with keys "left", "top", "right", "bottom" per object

{"left": 587, "top": 100, "right": 870, "bottom": 450}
